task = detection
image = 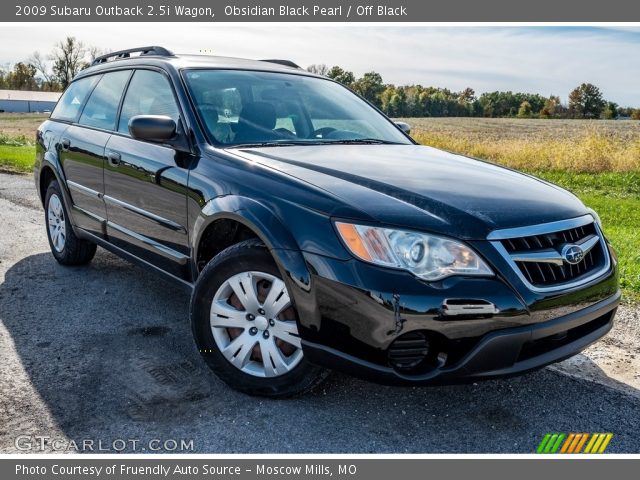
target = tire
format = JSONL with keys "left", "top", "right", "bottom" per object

{"left": 191, "top": 238, "right": 328, "bottom": 397}
{"left": 44, "top": 180, "right": 97, "bottom": 266}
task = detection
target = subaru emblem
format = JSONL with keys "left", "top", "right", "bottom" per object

{"left": 561, "top": 244, "right": 585, "bottom": 265}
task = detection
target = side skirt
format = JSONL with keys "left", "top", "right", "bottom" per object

{"left": 75, "top": 227, "right": 195, "bottom": 293}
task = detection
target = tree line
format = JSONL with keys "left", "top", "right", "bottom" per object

{"left": 1, "top": 38, "right": 637, "bottom": 120}
{"left": 308, "top": 64, "right": 640, "bottom": 120}
{"left": 0, "top": 37, "right": 104, "bottom": 92}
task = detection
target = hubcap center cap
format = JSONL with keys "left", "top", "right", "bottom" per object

{"left": 254, "top": 316, "right": 269, "bottom": 331}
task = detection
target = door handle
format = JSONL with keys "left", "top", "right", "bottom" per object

{"left": 106, "top": 150, "right": 121, "bottom": 167}
{"left": 60, "top": 137, "right": 70, "bottom": 151}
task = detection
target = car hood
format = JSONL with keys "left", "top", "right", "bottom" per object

{"left": 230, "top": 144, "right": 588, "bottom": 239}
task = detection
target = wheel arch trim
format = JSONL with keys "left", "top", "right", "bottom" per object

{"left": 192, "top": 195, "right": 312, "bottom": 292}
{"left": 39, "top": 155, "right": 80, "bottom": 228}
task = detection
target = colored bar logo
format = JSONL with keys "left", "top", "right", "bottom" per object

{"left": 537, "top": 433, "right": 613, "bottom": 453}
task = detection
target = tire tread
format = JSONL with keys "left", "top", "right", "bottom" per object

{"left": 45, "top": 180, "right": 97, "bottom": 266}
{"left": 191, "top": 238, "right": 329, "bottom": 398}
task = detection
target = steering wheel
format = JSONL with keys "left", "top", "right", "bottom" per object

{"left": 274, "top": 128, "right": 296, "bottom": 139}
{"left": 311, "top": 127, "right": 337, "bottom": 139}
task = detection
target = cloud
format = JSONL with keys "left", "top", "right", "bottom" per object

{"left": 0, "top": 25, "right": 638, "bottom": 105}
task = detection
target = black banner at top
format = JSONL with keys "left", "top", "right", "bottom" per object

{"left": 4, "top": 0, "right": 640, "bottom": 22}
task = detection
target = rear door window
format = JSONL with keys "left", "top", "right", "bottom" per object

{"left": 78, "top": 70, "right": 131, "bottom": 131}
{"left": 50, "top": 75, "right": 100, "bottom": 122}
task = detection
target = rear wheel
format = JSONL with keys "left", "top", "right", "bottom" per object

{"left": 191, "top": 239, "right": 328, "bottom": 397}
{"left": 45, "top": 180, "right": 96, "bottom": 265}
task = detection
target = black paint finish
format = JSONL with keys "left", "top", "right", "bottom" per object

{"left": 34, "top": 53, "right": 620, "bottom": 385}
{"left": 58, "top": 125, "right": 110, "bottom": 236}
{"left": 103, "top": 134, "right": 191, "bottom": 279}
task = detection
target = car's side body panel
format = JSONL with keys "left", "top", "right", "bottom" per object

{"left": 103, "top": 134, "right": 192, "bottom": 279}
{"left": 57, "top": 125, "right": 111, "bottom": 237}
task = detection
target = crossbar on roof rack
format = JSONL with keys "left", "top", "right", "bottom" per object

{"left": 259, "top": 59, "right": 301, "bottom": 69}
{"left": 91, "top": 46, "right": 173, "bottom": 66}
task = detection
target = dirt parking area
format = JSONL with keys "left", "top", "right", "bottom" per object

{"left": 0, "top": 173, "right": 639, "bottom": 453}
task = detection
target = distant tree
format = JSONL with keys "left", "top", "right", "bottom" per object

{"left": 631, "top": 109, "right": 640, "bottom": 120}
{"left": 479, "top": 91, "right": 547, "bottom": 117}
{"left": 617, "top": 106, "right": 633, "bottom": 117}
{"left": 457, "top": 87, "right": 476, "bottom": 105}
{"left": 380, "top": 86, "right": 408, "bottom": 116}
{"left": 326, "top": 66, "right": 355, "bottom": 87}
{"left": 568, "top": 83, "right": 605, "bottom": 119}
{"left": 540, "top": 95, "right": 562, "bottom": 118}
{"left": 87, "top": 46, "right": 109, "bottom": 63}
{"left": 51, "top": 37, "right": 90, "bottom": 88}
{"left": 4, "top": 62, "right": 38, "bottom": 90}
{"left": 28, "top": 51, "right": 57, "bottom": 91}
{"left": 379, "top": 86, "right": 395, "bottom": 115}
{"left": 481, "top": 99, "right": 495, "bottom": 117}
{"left": 351, "top": 71, "right": 385, "bottom": 107}
{"left": 402, "top": 85, "right": 422, "bottom": 116}
{"left": 1, "top": 66, "right": 10, "bottom": 89}
{"left": 306, "top": 64, "right": 329, "bottom": 76}
{"left": 602, "top": 101, "right": 618, "bottom": 120}
{"left": 517, "top": 101, "right": 532, "bottom": 118}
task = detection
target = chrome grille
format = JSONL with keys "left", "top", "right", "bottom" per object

{"left": 489, "top": 215, "right": 610, "bottom": 291}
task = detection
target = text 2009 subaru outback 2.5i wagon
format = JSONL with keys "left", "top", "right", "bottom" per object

{"left": 35, "top": 47, "right": 619, "bottom": 397}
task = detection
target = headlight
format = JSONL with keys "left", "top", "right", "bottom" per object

{"left": 587, "top": 208, "right": 603, "bottom": 228}
{"left": 335, "top": 222, "right": 493, "bottom": 281}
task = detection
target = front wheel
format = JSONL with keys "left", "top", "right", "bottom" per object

{"left": 190, "top": 239, "right": 328, "bottom": 397}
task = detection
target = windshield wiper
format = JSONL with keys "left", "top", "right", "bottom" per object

{"left": 317, "top": 138, "right": 403, "bottom": 145}
{"left": 228, "top": 138, "right": 403, "bottom": 148}
{"left": 229, "top": 141, "right": 308, "bottom": 148}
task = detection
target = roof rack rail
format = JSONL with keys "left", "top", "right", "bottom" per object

{"left": 260, "top": 59, "right": 301, "bottom": 69}
{"left": 91, "top": 46, "right": 173, "bottom": 66}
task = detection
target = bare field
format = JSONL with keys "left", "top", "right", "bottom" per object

{"left": 0, "top": 113, "right": 49, "bottom": 141}
{"left": 402, "top": 117, "right": 640, "bottom": 141}
{"left": 402, "top": 117, "right": 640, "bottom": 172}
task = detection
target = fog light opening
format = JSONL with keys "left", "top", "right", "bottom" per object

{"left": 387, "top": 330, "right": 453, "bottom": 373}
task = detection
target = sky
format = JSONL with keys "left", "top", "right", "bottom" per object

{"left": 1, "top": 24, "right": 639, "bottom": 106}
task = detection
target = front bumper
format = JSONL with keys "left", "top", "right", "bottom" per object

{"left": 303, "top": 290, "right": 619, "bottom": 385}
{"left": 295, "top": 246, "right": 619, "bottom": 385}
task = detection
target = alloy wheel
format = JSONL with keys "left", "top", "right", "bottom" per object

{"left": 47, "top": 194, "right": 66, "bottom": 253}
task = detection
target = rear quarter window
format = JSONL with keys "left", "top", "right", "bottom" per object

{"left": 50, "top": 75, "right": 100, "bottom": 122}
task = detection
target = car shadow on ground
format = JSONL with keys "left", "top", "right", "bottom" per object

{"left": 1, "top": 250, "right": 639, "bottom": 453}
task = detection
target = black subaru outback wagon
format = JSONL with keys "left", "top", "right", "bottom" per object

{"left": 35, "top": 47, "right": 619, "bottom": 397}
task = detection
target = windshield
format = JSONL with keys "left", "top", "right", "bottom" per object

{"left": 182, "top": 69, "right": 411, "bottom": 147}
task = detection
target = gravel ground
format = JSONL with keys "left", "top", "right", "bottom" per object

{"left": 0, "top": 172, "right": 639, "bottom": 453}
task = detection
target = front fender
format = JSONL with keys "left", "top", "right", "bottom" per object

{"left": 192, "top": 195, "right": 321, "bottom": 328}
{"left": 192, "top": 194, "right": 310, "bottom": 287}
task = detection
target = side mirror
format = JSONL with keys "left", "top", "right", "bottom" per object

{"left": 395, "top": 121, "right": 411, "bottom": 135}
{"left": 129, "top": 115, "right": 176, "bottom": 142}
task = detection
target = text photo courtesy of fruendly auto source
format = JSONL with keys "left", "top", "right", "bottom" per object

{"left": 0, "top": 24, "right": 639, "bottom": 453}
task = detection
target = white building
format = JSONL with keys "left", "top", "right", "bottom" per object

{"left": 0, "top": 90, "right": 61, "bottom": 113}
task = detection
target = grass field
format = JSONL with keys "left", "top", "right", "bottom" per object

{"left": 1, "top": 113, "right": 639, "bottom": 301}
{"left": 0, "top": 144, "right": 34, "bottom": 172}
{"left": 406, "top": 118, "right": 640, "bottom": 173}
{"left": 0, "top": 113, "right": 48, "bottom": 174}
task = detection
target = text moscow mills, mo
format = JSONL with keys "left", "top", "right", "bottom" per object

{"left": 17, "top": 4, "right": 408, "bottom": 20}
{"left": 16, "top": 463, "right": 358, "bottom": 477}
